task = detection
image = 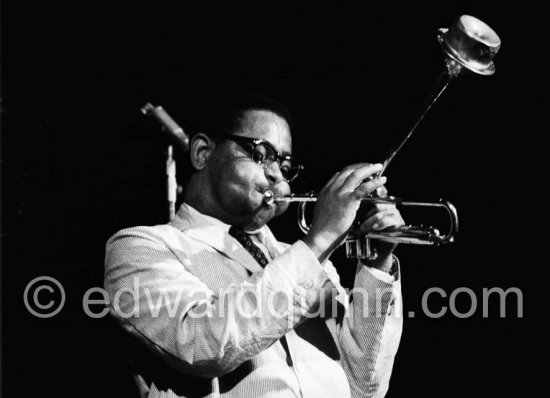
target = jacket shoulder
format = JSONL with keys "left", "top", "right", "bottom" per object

{"left": 105, "top": 224, "right": 188, "bottom": 253}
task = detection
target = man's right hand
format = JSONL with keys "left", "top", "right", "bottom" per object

{"left": 302, "top": 163, "right": 386, "bottom": 263}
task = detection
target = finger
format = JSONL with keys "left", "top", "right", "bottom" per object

{"left": 341, "top": 163, "right": 383, "bottom": 192}
{"left": 372, "top": 213, "right": 404, "bottom": 231}
{"left": 375, "top": 208, "right": 405, "bottom": 227}
{"left": 340, "top": 162, "right": 375, "bottom": 175}
{"left": 359, "top": 209, "right": 391, "bottom": 232}
{"left": 352, "top": 177, "right": 386, "bottom": 199}
{"left": 324, "top": 172, "right": 340, "bottom": 187}
{"left": 364, "top": 203, "right": 397, "bottom": 219}
{"left": 359, "top": 214, "right": 403, "bottom": 235}
{"left": 329, "top": 163, "right": 370, "bottom": 183}
{"left": 358, "top": 209, "right": 404, "bottom": 233}
{"left": 375, "top": 186, "right": 388, "bottom": 198}
{"left": 325, "top": 163, "right": 373, "bottom": 193}
{"left": 317, "top": 172, "right": 341, "bottom": 197}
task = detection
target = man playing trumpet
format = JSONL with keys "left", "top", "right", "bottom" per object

{"left": 105, "top": 92, "right": 405, "bottom": 398}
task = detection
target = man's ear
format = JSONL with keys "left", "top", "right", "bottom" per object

{"left": 190, "top": 133, "right": 215, "bottom": 170}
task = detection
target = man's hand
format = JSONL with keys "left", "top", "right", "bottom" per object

{"left": 356, "top": 186, "right": 405, "bottom": 271}
{"left": 302, "top": 163, "right": 387, "bottom": 263}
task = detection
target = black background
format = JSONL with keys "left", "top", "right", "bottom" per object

{"left": 1, "top": 1, "right": 542, "bottom": 397}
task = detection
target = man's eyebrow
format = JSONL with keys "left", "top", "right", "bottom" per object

{"left": 274, "top": 145, "right": 293, "bottom": 158}
{"left": 237, "top": 133, "right": 292, "bottom": 157}
{"left": 279, "top": 145, "right": 293, "bottom": 157}
{"left": 261, "top": 138, "right": 291, "bottom": 157}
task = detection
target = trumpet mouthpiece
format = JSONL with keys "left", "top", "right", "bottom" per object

{"left": 263, "top": 190, "right": 275, "bottom": 206}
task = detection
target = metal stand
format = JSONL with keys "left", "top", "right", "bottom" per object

{"left": 141, "top": 103, "right": 189, "bottom": 221}
{"left": 166, "top": 145, "right": 177, "bottom": 221}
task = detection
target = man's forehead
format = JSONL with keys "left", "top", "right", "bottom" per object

{"left": 237, "top": 109, "right": 292, "bottom": 153}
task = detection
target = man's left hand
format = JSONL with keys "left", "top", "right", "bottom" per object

{"left": 356, "top": 187, "right": 405, "bottom": 270}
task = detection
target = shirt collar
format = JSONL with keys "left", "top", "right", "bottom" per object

{"left": 181, "top": 203, "right": 267, "bottom": 242}
{"left": 182, "top": 202, "right": 231, "bottom": 233}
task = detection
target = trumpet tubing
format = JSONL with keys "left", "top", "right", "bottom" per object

{"left": 263, "top": 189, "right": 459, "bottom": 260}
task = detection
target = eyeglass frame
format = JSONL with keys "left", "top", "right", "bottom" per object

{"left": 223, "top": 134, "right": 304, "bottom": 182}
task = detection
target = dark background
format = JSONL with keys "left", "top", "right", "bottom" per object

{"left": 1, "top": 1, "right": 542, "bottom": 397}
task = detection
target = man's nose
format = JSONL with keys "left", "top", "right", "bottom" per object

{"left": 264, "top": 161, "right": 285, "bottom": 185}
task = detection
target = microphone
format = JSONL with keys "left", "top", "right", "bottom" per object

{"left": 141, "top": 103, "right": 190, "bottom": 152}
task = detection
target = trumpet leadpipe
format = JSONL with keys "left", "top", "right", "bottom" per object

{"left": 262, "top": 190, "right": 317, "bottom": 206}
{"left": 262, "top": 190, "right": 399, "bottom": 206}
{"left": 273, "top": 195, "right": 318, "bottom": 203}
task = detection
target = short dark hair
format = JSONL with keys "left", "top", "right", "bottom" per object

{"left": 176, "top": 91, "right": 293, "bottom": 188}
{"left": 193, "top": 90, "right": 293, "bottom": 140}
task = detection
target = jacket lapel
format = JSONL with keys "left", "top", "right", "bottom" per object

{"left": 263, "top": 226, "right": 289, "bottom": 258}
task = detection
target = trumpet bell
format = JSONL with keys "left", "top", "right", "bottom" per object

{"left": 438, "top": 15, "right": 501, "bottom": 75}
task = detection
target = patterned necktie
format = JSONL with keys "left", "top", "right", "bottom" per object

{"left": 228, "top": 226, "right": 294, "bottom": 366}
{"left": 228, "top": 226, "right": 269, "bottom": 267}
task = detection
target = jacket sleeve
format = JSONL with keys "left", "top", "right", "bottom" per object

{"left": 104, "top": 226, "right": 332, "bottom": 378}
{"left": 329, "top": 259, "right": 403, "bottom": 398}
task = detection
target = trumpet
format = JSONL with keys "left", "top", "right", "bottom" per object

{"left": 263, "top": 191, "right": 459, "bottom": 260}
{"left": 264, "top": 15, "right": 500, "bottom": 260}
